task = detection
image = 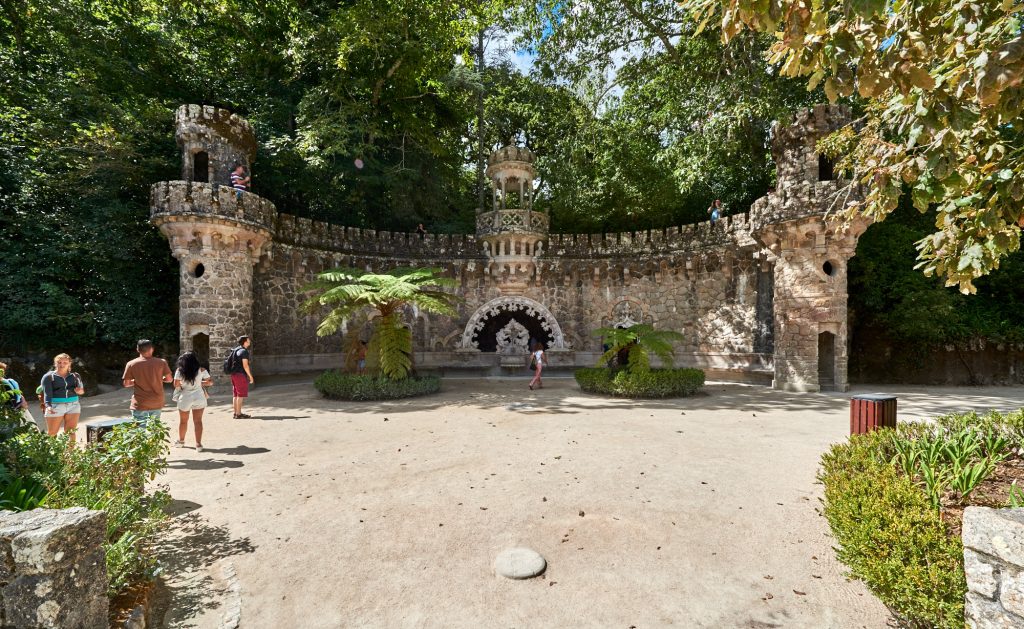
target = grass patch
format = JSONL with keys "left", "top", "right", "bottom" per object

{"left": 314, "top": 371, "right": 441, "bottom": 400}
{"left": 574, "top": 367, "right": 705, "bottom": 398}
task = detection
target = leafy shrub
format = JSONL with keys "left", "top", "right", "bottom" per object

{"left": 314, "top": 370, "right": 441, "bottom": 400}
{"left": 0, "top": 420, "right": 170, "bottom": 595}
{"left": 574, "top": 367, "right": 705, "bottom": 398}
{"left": 820, "top": 431, "right": 966, "bottom": 628}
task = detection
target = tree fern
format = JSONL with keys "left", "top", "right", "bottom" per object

{"left": 302, "top": 267, "right": 459, "bottom": 380}
{"left": 594, "top": 324, "right": 685, "bottom": 373}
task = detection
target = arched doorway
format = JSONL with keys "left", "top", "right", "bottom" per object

{"left": 460, "top": 296, "right": 567, "bottom": 351}
{"left": 818, "top": 331, "right": 836, "bottom": 391}
{"left": 193, "top": 151, "right": 209, "bottom": 182}
{"left": 192, "top": 333, "right": 210, "bottom": 369}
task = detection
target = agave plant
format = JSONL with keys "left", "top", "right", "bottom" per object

{"left": 302, "top": 267, "right": 459, "bottom": 380}
{"left": 593, "top": 324, "right": 685, "bottom": 373}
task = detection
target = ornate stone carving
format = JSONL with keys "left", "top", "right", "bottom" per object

{"left": 459, "top": 296, "right": 568, "bottom": 350}
{"left": 611, "top": 300, "right": 644, "bottom": 328}
{"left": 496, "top": 319, "right": 531, "bottom": 355}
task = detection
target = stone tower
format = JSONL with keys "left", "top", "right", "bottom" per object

{"left": 751, "top": 104, "right": 869, "bottom": 392}
{"left": 150, "top": 105, "right": 276, "bottom": 367}
{"left": 477, "top": 146, "right": 548, "bottom": 294}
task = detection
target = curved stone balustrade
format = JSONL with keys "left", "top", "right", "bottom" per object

{"left": 150, "top": 181, "right": 277, "bottom": 234}
{"left": 476, "top": 209, "right": 549, "bottom": 237}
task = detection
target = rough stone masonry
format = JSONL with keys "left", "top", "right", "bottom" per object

{"left": 0, "top": 508, "right": 108, "bottom": 628}
{"left": 151, "top": 103, "right": 867, "bottom": 392}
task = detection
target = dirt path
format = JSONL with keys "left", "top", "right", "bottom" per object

{"left": 63, "top": 379, "right": 1024, "bottom": 628}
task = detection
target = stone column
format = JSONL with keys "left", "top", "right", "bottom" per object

{"left": 759, "top": 216, "right": 867, "bottom": 392}
{"left": 150, "top": 181, "right": 275, "bottom": 369}
{"left": 167, "top": 224, "right": 269, "bottom": 365}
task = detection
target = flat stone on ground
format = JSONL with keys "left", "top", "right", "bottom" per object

{"left": 495, "top": 547, "right": 546, "bottom": 579}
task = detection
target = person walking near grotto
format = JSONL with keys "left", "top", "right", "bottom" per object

{"left": 41, "top": 353, "right": 85, "bottom": 445}
{"left": 173, "top": 350, "right": 213, "bottom": 452}
{"left": 122, "top": 339, "right": 174, "bottom": 422}
{"left": 228, "top": 335, "right": 255, "bottom": 419}
{"left": 528, "top": 341, "right": 547, "bottom": 390}
{"left": 230, "top": 164, "right": 250, "bottom": 199}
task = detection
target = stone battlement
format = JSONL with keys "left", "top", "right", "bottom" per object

{"left": 273, "top": 213, "right": 482, "bottom": 258}
{"left": 175, "top": 104, "right": 257, "bottom": 160}
{"left": 488, "top": 145, "right": 535, "bottom": 166}
{"left": 150, "top": 181, "right": 276, "bottom": 235}
{"left": 548, "top": 213, "right": 757, "bottom": 258}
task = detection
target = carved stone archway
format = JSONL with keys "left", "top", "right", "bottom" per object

{"left": 460, "top": 296, "right": 568, "bottom": 350}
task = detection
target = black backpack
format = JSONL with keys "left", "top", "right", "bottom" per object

{"left": 222, "top": 347, "right": 240, "bottom": 374}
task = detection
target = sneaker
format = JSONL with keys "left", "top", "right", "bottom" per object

{"left": 173, "top": 440, "right": 185, "bottom": 447}
{"left": 236, "top": 413, "right": 252, "bottom": 419}
{"left": 196, "top": 444, "right": 204, "bottom": 453}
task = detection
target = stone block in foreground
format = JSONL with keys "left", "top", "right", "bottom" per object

{"left": 963, "top": 506, "right": 1024, "bottom": 627}
{"left": 0, "top": 507, "right": 108, "bottom": 628}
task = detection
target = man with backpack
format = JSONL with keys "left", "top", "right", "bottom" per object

{"left": 224, "top": 335, "right": 254, "bottom": 419}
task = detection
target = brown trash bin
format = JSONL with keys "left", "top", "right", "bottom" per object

{"left": 850, "top": 394, "right": 897, "bottom": 435}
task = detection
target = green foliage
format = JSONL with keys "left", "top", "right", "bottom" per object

{"left": 0, "top": 420, "right": 171, "bottom": 595}
{"left": 574, "top": 367, "right": 705, "bottom": 398}
{"left": 687, "top": 0, "right": 1024, "bottom": 292}
{"left": 849, "top": 203, "right": 1024, "bottom": 353}
{"left": 512, "top": 1, "right": 819, "bottom": 230}
{"left": 593, "top": 324, "right": 685, "bottom": 373}
{"left": 314, "top": 370, "right": 441, "bottom": 401}
{"left": 819, "top": 432, "right": 966, "bottom": 628}
{"left": 302, "top": 267, "right": 459, "bottom": 380}
{"left": 0, "top": 474, "right": 49, "bottom": 511}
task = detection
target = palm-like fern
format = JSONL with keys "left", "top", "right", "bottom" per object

{"left": 593, "top": 324, "right": 685, "bottom": 373}
{"left": 302, "top": 267, "right": 459, "bottom": 380}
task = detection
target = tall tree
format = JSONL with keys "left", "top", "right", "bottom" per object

{"left": 684, "top": 0, "right": 1024, "bottom": 293}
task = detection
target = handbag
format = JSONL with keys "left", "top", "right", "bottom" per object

{"left": 171, "top": 387, "right": 182, "bottom": 402}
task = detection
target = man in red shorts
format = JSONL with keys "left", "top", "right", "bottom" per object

{"left": 229, "top": 336, "right": 255, "bottom": 419}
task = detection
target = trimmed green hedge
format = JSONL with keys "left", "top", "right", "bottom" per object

{"left": 574, "top": 367, "right": 705, "bottom": 398}
{"left": 819, "top": 431, "right": 966, "bottom": 628}
{"left": 314, "top": 371, "right": 441, "bottom": 400}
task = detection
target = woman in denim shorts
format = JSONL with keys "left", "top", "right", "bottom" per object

{"left": 41, "top": 353, "right": 85, "bottom": 445}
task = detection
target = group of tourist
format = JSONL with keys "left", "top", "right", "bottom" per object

{"left": 6, "top": 336, "right": 256, "bottom": 452}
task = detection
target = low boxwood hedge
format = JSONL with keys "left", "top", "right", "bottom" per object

{"left": 314, "top": 371, "right": 441, "bottom": 400}
{"left": 819, "top": 430, "right": 966, "bottom": 629}
{"left": 574, "top": 367, "right": 705, "bottom": 398}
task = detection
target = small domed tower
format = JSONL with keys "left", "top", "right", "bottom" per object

{"left": 150, "top": 105, "right": 276, "bottom": 367}
{"left": 751, "top": 104, "right": 870, "bottom": 392}
{"left": 477, "top": 146, "right": 548, "bottom": 294}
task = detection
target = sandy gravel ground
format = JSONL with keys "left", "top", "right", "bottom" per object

{"left": 55, "top": 379, "right": 1024, "bottom": 629}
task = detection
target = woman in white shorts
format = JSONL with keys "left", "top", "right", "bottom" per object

{"left": 173, "top": 351, "right": 213, "bottom": 452}
{"left": 41, "top": 353, "right": 85, "bottom": 445}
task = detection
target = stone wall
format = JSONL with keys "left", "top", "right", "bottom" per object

{"left": 0, "top": 508, "right": 108, "bottom": 628}
{"left": 251, "top": 236, "right": 767, "bottom": 379}
{"left": 152, "top": 103, "right": 864, "bottom": 389}
{"left": 963, "top": 506, "right": 1024, "bottom": 627}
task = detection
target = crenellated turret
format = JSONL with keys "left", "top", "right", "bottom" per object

{"left": 151, "top": 106, "right": 276, "bottom": 367}
{"left": 477, "top": 145, "right": 547, "bottom": 295}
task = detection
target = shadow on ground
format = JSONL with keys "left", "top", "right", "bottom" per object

{"left": 155, "top": 512, "right": 256, "bottom": 628}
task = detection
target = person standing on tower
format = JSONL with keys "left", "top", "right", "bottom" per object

{"left": 230, "top": 164, "right": 250, "bottom": 200}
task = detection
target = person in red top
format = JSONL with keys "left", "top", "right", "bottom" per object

{"left": 122, "top": 339, "right": 173, "bottom": 422}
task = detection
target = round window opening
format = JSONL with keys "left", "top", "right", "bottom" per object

{"left": 191, "top": 262, "right": 206, "bottom": 278}
{"left": 822, "top": 260, "right": 835, "bottom": 276}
